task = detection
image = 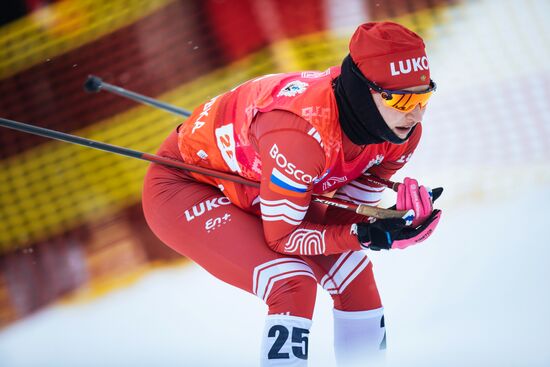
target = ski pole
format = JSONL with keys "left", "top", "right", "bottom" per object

{"left": 84, "top": 76, "right": 406, "bottom": 192}
{"left": 83, "top": 75, "right": 444, "bottom": 202}
{"left": 0, "top": 117, "right": 411, "bottom": 220}
{"left": 83, "top": 75, "right": 447, "bottom": 200}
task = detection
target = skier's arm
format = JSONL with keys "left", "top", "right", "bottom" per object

{"left": 251, "top": 111, "right": 362, "bottom": 256}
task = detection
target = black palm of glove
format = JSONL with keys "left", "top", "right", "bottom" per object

{"left": 356, "top": 218, "right": 407, "bottom": 251}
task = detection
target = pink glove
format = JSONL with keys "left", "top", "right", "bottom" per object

{"left": 391, "top": 210, "right": 442, "bottom": 250}
{"left": 355, "top": 209, "right": 442, "bottom": 251}
{"left": 397, "top": 177, "right": 433, "bottom": 227}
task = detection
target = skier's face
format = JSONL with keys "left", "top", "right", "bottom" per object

{"left": 372, "top": 85, "right": 428, "bottom": 139}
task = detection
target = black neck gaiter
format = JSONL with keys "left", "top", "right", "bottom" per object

{"left": 334, "top": 55, "right": 414, "bottom": 146}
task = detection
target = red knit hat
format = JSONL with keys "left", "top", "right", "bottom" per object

{"left": 349, "top": 22, "right": 430, "bottom": 90}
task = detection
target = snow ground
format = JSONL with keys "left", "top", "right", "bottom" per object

{"left": 0, "top": 187, "right": 549, "bottom": 367}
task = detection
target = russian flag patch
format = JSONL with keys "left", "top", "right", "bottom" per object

{"left": 269, "top": 168, "right": 308, "bottom": 197}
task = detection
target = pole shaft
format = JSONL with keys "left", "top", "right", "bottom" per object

{"left": 0, "top": 117, "right": 144, "bottom": 159}
{"left": 0, "top": 117, "right": 259, "bottom": 187}
{"left": 100, "top": 82, "right": 191, "bottom": 118}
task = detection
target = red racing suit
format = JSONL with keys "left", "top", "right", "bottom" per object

{"left": 176, "top": 66, "right": 421, "bottom": 256}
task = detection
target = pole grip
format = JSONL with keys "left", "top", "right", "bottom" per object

{"left": 356, "top": 205, "right": 411, "bottom": 219}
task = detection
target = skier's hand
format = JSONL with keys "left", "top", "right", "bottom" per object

{"left": 355, "top": 209, "right": 442, "bottom": 251}
{"left": 396, "top": 177, "right": 434, "bottom": 227}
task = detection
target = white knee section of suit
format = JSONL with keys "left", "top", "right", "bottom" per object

{"left": 333, "top": 307, "right": 386, "bottom": 367}
{"left": 261, "top": 314, "right": 312, "bottom": 366}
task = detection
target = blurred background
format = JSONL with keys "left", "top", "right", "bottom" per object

{"left": 0, "top": 0, "right": 549, "bottom": 366}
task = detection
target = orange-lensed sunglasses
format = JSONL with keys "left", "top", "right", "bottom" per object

{"left": 351, "top": 61, "right": 436, "bottom": 112}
